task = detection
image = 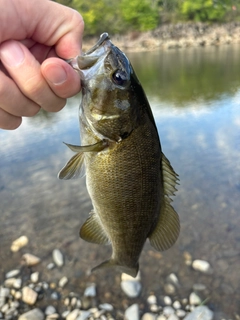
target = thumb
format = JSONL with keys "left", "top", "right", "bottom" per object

{"left": 41, "top": 58, "right": 81, "bottom": 99}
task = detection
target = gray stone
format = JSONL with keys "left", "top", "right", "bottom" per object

{"left": 66, "top": 309, "right": 80, "bottom": 320}
{"left": 163, "top": 306, "right": 175, "bottom": 316}
{"left": 22, "top": 253, "right": 41, "bottom": 266}
{"left": 125, "top": 303, "right": 139, "bottom": 320}
{"left": 21, "top": 286, "right": 38, "bottom": 305}
{"left": 5, "top": 270, "right": 20, "bottom": 279}
{"left": 52, "top": 249, "right": 64, "bottom": 267}
{"left": 99, "top": 303, "right": 114, "bottom": 311}
{"left": 18, "top": 308, "right": 44, "bottom": 320}
{"left": 147, "top": 294, "right": 157, "bottom": 305}
{"left": 59, "top": 276, "right": 68, "bottom": 288}
{"left": 189, "top": 292, "right": 201, "bottom": 305}
{"left": 30, "top": 272, "right": 39, "bottom": 283}
{"left": 76, "top": 310, "right": 91, "bottom": 320}
{"left": 183, "top": 306, "right": 213, "bottom": 320}
{"left": 121, "top": 280, "right": 142, "bottom": 298}
{"left": 192, "top": 260, "right": 212, "bottom": 274}
{"left": 141, "top": 312, "right": 156, "bottom": 320}
{"left": 84, "top": 283, "right": 96, "bottom": 297}
{"left": 45, "top": 305, "right": 57, "bottom": 315}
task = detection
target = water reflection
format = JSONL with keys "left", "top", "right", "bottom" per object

{"left": 128, "top": 44, "right": 240, "bottom": 106}
{"left": 0, "top": 44, "right": 240, "bottom": 317}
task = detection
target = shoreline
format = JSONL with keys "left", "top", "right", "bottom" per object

{"left": 82, "top": 22, "right": 240, "bottom": 52}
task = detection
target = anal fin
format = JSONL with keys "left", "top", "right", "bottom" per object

{"left": 149, "top": 199, "right": 180, "bottom": 251}
{"left": 80, "top": 211, "right": 110, "bottom": 245}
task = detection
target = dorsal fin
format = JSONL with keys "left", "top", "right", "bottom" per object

{"left": 148, "top": 153, "right": 180, "bottom": 251}
{"left": 162, "top": 153, "right": 179, "bottom": 201}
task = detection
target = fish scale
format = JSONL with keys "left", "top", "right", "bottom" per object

{"left": 59, "top": 33, "right": 180, "bottom": 277}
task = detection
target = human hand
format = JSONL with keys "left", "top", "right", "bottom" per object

{"left": 0, "top": 0, "right": 84, "bottom": 130}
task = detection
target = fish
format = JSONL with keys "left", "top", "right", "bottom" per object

{"left": 58, "top": 33, "right": 180, "bottom": 278}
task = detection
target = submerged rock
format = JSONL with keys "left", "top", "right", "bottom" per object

{"left": 11, "top": 236, "right": 29, "bottom": 252}
{"left": 52, "top": 249, "right": 64, "bottom": 267}
{"left": 192, "top": 260, "right": 212, "bottom": 274}
{"left": 183, "top": 305, "right": 213, "bottom": 320}
{"left": 125, "top": 303, "right": 139, "bottom": 320}
{"left": 18, "top": 308, "right": 44, "bottom": 320}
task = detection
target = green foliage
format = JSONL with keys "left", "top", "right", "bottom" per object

{"left": 180, "top": 0, "right": 232, "bottom": 22}
{"left": 54, "top": 0, "right": 237, "bottom": 35}
{"left": 70, "top": 0, "right": 123, "bottom": 35}
{"left": 120, "top": 0, "right": 159, "bottom": 31}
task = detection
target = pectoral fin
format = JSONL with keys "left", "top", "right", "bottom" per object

{"left": 58, "top": 151, "right": 85, "bottom": 180}
{"left": 80, "top": 211, "right": 110, "bottom": 245}
{"left": 58, "top": 140, "right": 108, "bottom": 180}
{"left": 149, "top": 199, "right": 180, "bottom": 251}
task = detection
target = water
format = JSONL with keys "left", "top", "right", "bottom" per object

{"left": 1, "top": 44, "right": 240, "bottom": 318}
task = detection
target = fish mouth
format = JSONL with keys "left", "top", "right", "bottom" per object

{"left": 68, "top": 33, "right": 111, "bottom": 75}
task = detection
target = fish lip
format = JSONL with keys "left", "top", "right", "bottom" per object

{"left": 85, "top": 32, "right": 110, "bottom": 55}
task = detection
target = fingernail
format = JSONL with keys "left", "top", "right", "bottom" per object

{"left": 45, "top": 65, "right": 67, "bottom": 85}
{"left": 0, "top": 41, "right": 25, "bottom": 67}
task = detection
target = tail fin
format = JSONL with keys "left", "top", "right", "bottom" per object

{"left": 91, "top": 259, "right": 139, "bottom": 278}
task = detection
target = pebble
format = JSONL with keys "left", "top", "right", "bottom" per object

{"left": 121, "top": 271, "right": 141, "bottom": 281}
{"left": 121, "top": 280, "right": 142, "bottom": 298}
{"left": 173, "top": 300, "right": 181, "bottom": 309}
{"left": 183, "top": 306, "right": 213, "bottom": 320}
{"left": 10, "top": 235, "right": 29, "bottom": 252}
{"left": 189, "top": 292, "right": 202, "bottom": 305}
{"left": 99, "top": 303, "right": 113, "bottom": 311}
{"left": 76, "top": 310, "right": 91, "bottom": 320}
{"left": 45, "top": 305, "right": 57, "bottom": 315}
{"left": 167, "top": 273, "right": 180, "bottom": 286}
{"left": 125, "top": 303, "right": 139, "bottom": 320}
{"left": 5, "top": 270, "right": 20, "bottom": 279}
{"left": 84, "top": 283, "right": 96, "bottom": 297}
{"left": 31, "top": 272, "right": 39, "bottom": 283}
{"left": 176, "top": 309, "right": 186, "bottom": 318}
{"left": 0, "top": 287, "right": 10, "bottom": 297}
{"left": 192, "top": 260, "right": 212, "bottom": 274}
{"left": 168, "top": 315, "right": 179, "bottom": 320}
{"left": 157, "top": 316, "right": 167, "bottom": 320}
{"left": 163, "top": 306, "right": 175, "bottom": 316}
{"left": 18, "top": 308, "right": 44, "bottom": 320}
{"left": 164, "top": 283, "right": 176, "bottom": 294}
{"left": 59, "top": 276, "right": 68, "bottom": 288}
{"left": 13, "top": 278, "right": 22, "bottom": 289}
{"left": 14, "top": 291, "right": 22, "bottom": 299}
{"left": 4, "top": 278, "right": 16, "bottom": 287}
{"left": 51, "top": 291, "right": 60, "bottom": 300}
{"left": 47, "top": 263, "right": 55, "bottom": 270}
{"left": 141, "top": 312, "right": 156, "bottom": 320}
{"left": 52, "top": 249, "right": 64, "bottom": 267}
{"left": 147, "top": 294, "right": 157, "bottom": 305}
{"left": 150, "top": 304, "right": 159, "bottom": 312}
{"left": 193, "top": 283, "right": 207, "bottom": 291}
{"left": 163, "top": 296, "right": 172, "bottom": 305}
{"left": 22, "top": 286, "right": 38, "bottom": 305}
{"left": 66, "top": 309, "right": 80, "bottom": 320}
{"left": 22, "top": 253, "right": 41, "bottom": 266}
{"left": 46, "top": 314, "right": 60, "bottom": 319}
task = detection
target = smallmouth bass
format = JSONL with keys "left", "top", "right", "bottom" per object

{"left": 59, "top": 33, "right": 180, "bottom": 277}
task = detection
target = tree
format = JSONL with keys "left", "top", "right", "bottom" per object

{"left": 181, "top": 0, "right": 232, "bottom": 22}
{"left": 120, "top": 0, "right": 159, "bottom": 31}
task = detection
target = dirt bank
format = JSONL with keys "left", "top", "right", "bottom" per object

{"left": 82, "top": 22, "right": 240, "bottom": 52}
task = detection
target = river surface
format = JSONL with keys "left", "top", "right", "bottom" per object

{"left": 1, "top": 44, "right": 240, "bottom": 319}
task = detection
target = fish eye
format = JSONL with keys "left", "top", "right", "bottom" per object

{"left": 112, "top": 70, "right": 128, "bottom": 87}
